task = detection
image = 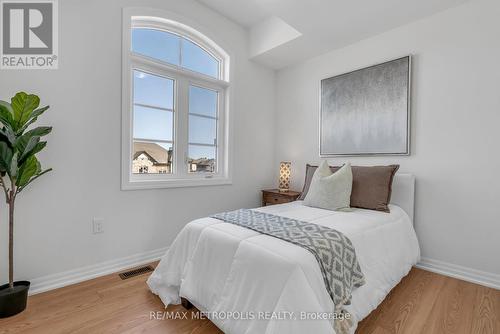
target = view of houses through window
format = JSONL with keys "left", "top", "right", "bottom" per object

{"left": 132, "top": 69, "right": 176, "bottom": 174}
{"left": 133, "top": 141, "right": 173, "bottom": 174}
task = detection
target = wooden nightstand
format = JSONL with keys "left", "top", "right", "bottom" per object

{"left": 261, "top": 189, "right": 301, "bottom": 206}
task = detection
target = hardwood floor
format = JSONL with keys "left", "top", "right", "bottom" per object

{"left": 1, "top": 266, "right": 499, "bottom": 334}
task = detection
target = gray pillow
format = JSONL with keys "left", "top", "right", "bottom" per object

{"left": 299, "top": 163, "right": 399, "bottom": 212}
{"left": 303, "top": 161, "right": 352, "bottom": 211}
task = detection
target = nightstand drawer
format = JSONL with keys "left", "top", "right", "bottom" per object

{"left": 261, "top": 189, "right": 301, "bottom": 206}
{"left": 263, "top": 194, "right": 291, "bottom": 205}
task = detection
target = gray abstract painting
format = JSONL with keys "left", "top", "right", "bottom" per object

{"left": 320, "top": 56, "right": 410, "bottom": 156}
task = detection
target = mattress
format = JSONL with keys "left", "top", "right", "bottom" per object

{"left": 148, "top": 201, "right": 420, "bottom": 334}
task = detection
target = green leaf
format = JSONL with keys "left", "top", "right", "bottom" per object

{"left": 29, "top": 106, "right": 49, "bottom": 120}
{"left": 18, "top": 135, "right": 41, "bottom": 164}
{"left": 0, "top": 142, "right": 13, "bottom": 173}
{"left": 11, "top": 92, "right": 40, "bottom": 130}
{"left": 25, "top": 126, "right": 52, "bottom": 138}
{"left": 14, "top": 135, "right": 47, "bottom": 166}
{"left": 0, "top": 101, "right": 14, "bottom": 127}
{"left": 20, "top": 141, "right": 46, "bottom": 166}
{"left": 0, "top": 125, "right": 16, "bottom": 146}
{"left": 0, "top": 100, "right": 13, "bottom": 112}
{"left": 18, "top": 167, "right": 51, "bottom": 192}
{"left": 16, "top": 156, "right": 40, "bottom": 188}
{"left": 16, "top": 106, "right": 49, "bottom": 135}
{"left": 10, "top": 151, "right": 18, "bottom": 178}
{"left": 14, "top": 126, "right": 51, "bottom": 153}
{"left": 30, "top": 141, "right": 46, "bottom": 155}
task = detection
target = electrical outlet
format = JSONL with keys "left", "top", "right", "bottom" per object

{"left": 92, "top": 218, "right": 104, "bottom": 234}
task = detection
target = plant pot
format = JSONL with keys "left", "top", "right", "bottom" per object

{"left": 0, "top": 281, "right": 30, "bottom": 318}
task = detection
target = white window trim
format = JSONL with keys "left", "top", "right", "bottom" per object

{"left": 121, "top": 8, "right": 233, "bottom": 190}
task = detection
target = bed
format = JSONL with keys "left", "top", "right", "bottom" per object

{"left": 148, "top": 173, "right": 420, "bottom": 334}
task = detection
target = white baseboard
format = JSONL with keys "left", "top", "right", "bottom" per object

{"left": 29, "top": 247, "right": 168, "bottom": 295}
{"left": 28, "top": 251, "right": 499, "bottom": 296}
{"left": 416, "top": 257, "right": 500, "bottom": 290}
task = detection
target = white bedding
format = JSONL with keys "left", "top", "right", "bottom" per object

{"left": 148, "top": 201, "right": 420, "bottom": 334}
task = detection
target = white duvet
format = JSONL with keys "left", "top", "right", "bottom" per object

{"left": 148, "top": 201, "right": 420, "bottom": 334}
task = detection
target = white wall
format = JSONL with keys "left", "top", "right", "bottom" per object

{"left": 249, "top": 16, "right": 301, "bottom": 57}
{"left": 0, "top": 0, "right": 276, "bottom": 283}
{"left": 275, "top": 0, "right": 500, "bottom": 276}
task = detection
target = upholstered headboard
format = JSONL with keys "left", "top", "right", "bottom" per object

{"left": 390, "top": 173, "right": 415, "bottom": 223}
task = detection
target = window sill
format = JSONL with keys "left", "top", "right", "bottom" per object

{"left": 121, "top": 176, "right": 232, "bottom": 190}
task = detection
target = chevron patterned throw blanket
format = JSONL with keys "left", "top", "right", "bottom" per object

{"left": 211, "top": 209, "right": 365, "bottom": 334}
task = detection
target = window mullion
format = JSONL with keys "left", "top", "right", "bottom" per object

{"left": 216, "top": 89, "right": 225, "bottom": 175}
{"left": 175, "top": 77, "right": 189, "bottom": 177}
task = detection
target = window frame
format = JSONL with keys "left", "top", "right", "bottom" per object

{"left": 122, "top": 8, "right": 232, "bottom": 190}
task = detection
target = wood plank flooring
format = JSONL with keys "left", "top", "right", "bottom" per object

{"left": 1, "top": 266, "right": 498, "bottom": 334}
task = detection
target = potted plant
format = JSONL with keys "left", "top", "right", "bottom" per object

{"left": 0, "top": 92, "right": 52, "bottom": 318}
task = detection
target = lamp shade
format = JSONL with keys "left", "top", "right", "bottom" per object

{"left": 279, "top": 162, "right": 291, "bottom": 192}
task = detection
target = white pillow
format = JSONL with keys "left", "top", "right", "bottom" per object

{"left": 303, "top": 161, "right": 352, "bottom": 211}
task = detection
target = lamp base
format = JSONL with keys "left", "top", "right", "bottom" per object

{"left": 278, "top": 188, "right": 289, "bottom": 193}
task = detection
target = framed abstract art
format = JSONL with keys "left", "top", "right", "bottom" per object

{"left": 320, "top": 56, "right": 411, "bottom": 156}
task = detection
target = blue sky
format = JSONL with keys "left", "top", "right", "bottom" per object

{"left": 132, "top": 28, "right": 218, "bottom": 78}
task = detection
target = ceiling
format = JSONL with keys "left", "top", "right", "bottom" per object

{"left": 197, "top": 0, "right": 469, "bottom": 69}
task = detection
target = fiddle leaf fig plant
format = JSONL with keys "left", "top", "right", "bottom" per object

{"left": 0, "top": 92, "right": 52, "bottom": 289}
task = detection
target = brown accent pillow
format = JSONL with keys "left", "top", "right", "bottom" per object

{"left": 299, "top": 164, "right": 399, "bottom": 212}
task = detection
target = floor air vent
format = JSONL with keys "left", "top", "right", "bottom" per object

{"left": 119, "top": 265, "right": 154, "bottom": 280}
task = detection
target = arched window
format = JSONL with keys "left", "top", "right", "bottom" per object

{"left": 122, "top": 9, "right": 230, "bottom": 189}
